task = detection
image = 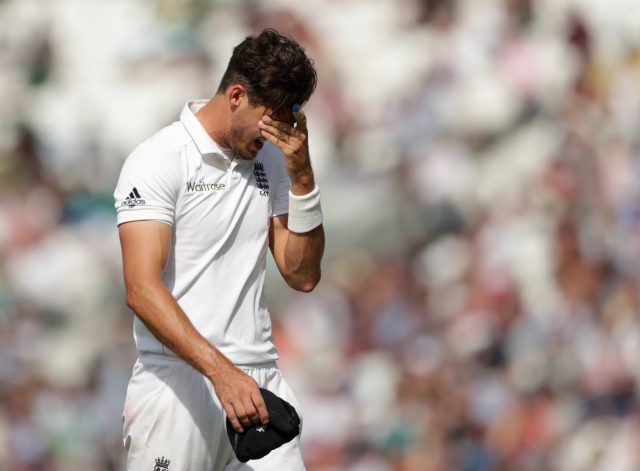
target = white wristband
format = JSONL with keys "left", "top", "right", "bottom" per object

{"left": 288, "top": 185, "right": 323, "bottom": 233}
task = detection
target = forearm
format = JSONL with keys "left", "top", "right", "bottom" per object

{"left": 283, "top": 177, "right": 325, "bottom": 291}
{"left": 283, "top": 224, "right": 325, "bottom": 291}
{"left": 126, "top": 279, "right": 230, "bottom": 379}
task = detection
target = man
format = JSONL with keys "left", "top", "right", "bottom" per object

{"left": 114, "top": 29, "right": 324, "bottom": 470}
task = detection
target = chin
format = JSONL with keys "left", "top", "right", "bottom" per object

{"left": 244, "top": 143, "right": 262, "bottom": 159}
{"left": 240, "top": 150, "right": 256, "bottom": 160}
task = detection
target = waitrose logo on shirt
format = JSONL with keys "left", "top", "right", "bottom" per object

{"left": 186, "top": 180, "right": 226, "bottom": 192}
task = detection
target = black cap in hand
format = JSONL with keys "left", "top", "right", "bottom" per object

{"left": 226, "top": 388, "right": 301, "bottom": 462}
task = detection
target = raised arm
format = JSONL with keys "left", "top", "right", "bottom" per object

{"left": 118, "top": 220, "right": 268, "bottom": 432}
{"left": 260, "top": 110, "right": 325, "bottom": 291}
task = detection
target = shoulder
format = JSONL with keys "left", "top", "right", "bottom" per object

{"left": 117, "top": 122, "right": 191, "bottom": 193}
{"left": 120, "top": 122, "right": 191, "bottom": 181}
{"left": 131, "top": 121, "right": 189, "bottom": 162}
{"left": 255, "top": 142, "right": 285, "bottom": 174}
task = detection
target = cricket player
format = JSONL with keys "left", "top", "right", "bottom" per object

{"left": 114, "top": 28, "right": 324, "bottom": 470}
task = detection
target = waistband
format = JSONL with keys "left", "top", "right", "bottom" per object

{"left": 138, "top": 352, "right": 279, "bottom": 370}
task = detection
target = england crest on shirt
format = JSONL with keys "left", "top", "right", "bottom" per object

{"left": 253, "top": 162, "right": 269, "bottom": 196}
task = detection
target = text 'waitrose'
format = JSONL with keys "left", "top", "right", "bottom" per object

{"left": 187, "top": 181, "right": 226, "bottom": 192}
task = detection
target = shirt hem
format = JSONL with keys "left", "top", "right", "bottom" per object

{"left": 137, "top": 349, "right": 279, "bottom": 367}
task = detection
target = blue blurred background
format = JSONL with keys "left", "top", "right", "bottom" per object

{"left": 1, "top": 0, "right": 640, "bottom": 469}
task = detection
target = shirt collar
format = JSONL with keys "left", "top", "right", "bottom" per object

{"left": 180, "top": 99, "right": 235, "bottom": 160}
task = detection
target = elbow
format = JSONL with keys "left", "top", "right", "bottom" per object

{"left": 296, "top": 282, "right": 317, "bottom": 293}
{"left": 289, "top": 272, "right": 321, "bottom": 293}
{"left": 125, "top": 284, "right": 146, "bottom": 313}
{"left": 292, "top": 282, "right": 318, "bottom": 293}
{"left": 125, "top": 290, "right": 138, "bottom": 312}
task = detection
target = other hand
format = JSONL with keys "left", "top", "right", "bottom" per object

{"left": 210, "top": 360, "right": 269, "bottom": 433}
{"left": 259, "top": 112, "right": 315, "bottom": 192}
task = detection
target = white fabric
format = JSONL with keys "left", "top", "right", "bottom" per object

{"left": 114, "top": 100, "right": 291, "bottom": 365}
{"left": 287, "top": 185, "right": 323, "bottom": 233}
{"left": 123, "top": 354, "right": 305, "bottom": 470}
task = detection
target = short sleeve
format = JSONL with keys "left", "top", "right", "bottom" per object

{"left": 114, "top": 138, "right": 183, "bottom": 226}
{"left": 268, "top": 145, "right": 291, "bottom": 217}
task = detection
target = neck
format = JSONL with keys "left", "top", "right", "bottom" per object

{"left": 195, "top": 95, "right": 230, "bottom": 148}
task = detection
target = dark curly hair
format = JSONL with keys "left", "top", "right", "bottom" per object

{"left": 217, "top": 28, "right": 317, "bottom": 113}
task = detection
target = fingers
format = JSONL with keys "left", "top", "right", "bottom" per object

{"left": 236, "top": 391, "right": 269, "bottom": 429}
{"left": 236, "top": 402, "right": 254, "bottom": 429}
{"left": 242, "top": 396, "right": 262, "bottom": 426}
{"left": 251, "top": 388, "right": 270, "bottom": 425}
{"left": 259, "top": 116, "right": 306, "bottom": 152}
{"left": 225, "top": 404, "right": 245, "bottom": 433}
{"left": 259, "top": 117, "right": 288, "bottom": 143}
{"left": 218, "top": 377, "right": 269, "bottom": 433}
{"left": 225, "top": 398, "right": 258, "bottom": 433}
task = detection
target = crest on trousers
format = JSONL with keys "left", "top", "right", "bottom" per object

{"left": 154, "top": 456, "right": 170, "bottom": 470}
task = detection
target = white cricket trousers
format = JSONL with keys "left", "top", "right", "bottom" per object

{"left": 122, "top": 354, "right": 306, "bottom": 470}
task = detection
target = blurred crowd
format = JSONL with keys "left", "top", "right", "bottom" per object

{"left": 1, "top": 0, "right": 640, "bottom": 469}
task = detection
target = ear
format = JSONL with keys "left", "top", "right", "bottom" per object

{"left": 227, "top": 85, "right": 246, "bottom": 111}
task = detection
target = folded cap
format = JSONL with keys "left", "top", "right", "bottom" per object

{"left": 226, "top": 388, "right": 301, "bottom": 462}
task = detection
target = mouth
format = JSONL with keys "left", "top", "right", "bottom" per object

{"left": 253, "top": 137, "right": 266, "bottom": 151}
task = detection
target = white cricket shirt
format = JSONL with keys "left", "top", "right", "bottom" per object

{"left": 114, "top": 100, "right": 290, "bottom": 365}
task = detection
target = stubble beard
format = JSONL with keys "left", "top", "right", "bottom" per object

{"left": 227, "top": 124, "right": 255, "bottom": 160}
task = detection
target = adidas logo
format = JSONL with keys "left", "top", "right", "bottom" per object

{"left": 121, "top": 187, "right": 146, "bottom": 208}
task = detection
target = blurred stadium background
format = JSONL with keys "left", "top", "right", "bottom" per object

{"left": 1, "top": 0, "right": 640, "bottom": 469}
